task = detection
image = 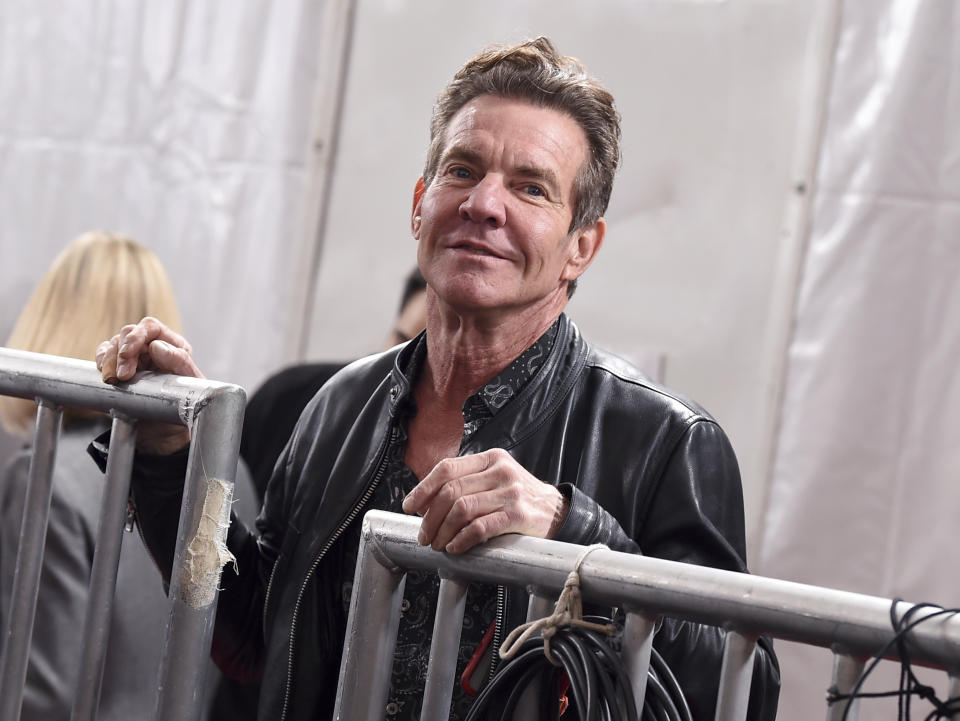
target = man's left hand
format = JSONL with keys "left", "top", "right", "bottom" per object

{"left": 401, "top": 448, "right": 569, "bottom": 554}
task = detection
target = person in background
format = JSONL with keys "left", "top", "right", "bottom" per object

{"left": 383, "top": 266, "right": 429, "bottom": 348}
{"left": 94, "top": 38, "right": 780, "bottom": 721}
{"left": 239, "top": 267, "right": 427, "bottom": 499}
{"left": 0, "top": 232, "right": 186, "bottom": 720}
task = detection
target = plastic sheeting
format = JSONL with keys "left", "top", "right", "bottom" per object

{"left": 757, "top": 0, "right": 960, "bottom": 717}
{"left": 0, "top": 0, "right": 819, "bottom": 546}
{"left": 0, "top": 1, "right": 334, "bottom": 391}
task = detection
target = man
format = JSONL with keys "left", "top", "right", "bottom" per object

{"left": 94, "top": 37, "right": 779, "bottom": 721}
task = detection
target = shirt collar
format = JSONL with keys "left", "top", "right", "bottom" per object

{"left": 395, "top": 316, "right": 561, "bottom": 445}
{"left": 461, "top": 317, "right": 560, "bottom": 442}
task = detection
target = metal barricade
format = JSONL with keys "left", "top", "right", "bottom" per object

{"left": 0, "top": 348, "right": 245, "bottom": 721}
{"left": 336, "top": 510, "right": 960, "bottom": 721}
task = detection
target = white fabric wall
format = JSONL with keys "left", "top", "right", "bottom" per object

{"left": 756, "top": 1, "right": 960, "bottom": 718}
{"left": 1, "top": 0, "right": 822, "bottom": 550}
{"left": 0, "top": 1, "right": 337, "bottom": 392}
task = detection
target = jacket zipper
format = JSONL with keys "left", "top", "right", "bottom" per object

{"left": 278, "top": 426, "right": 396, "bottom": 721}
{"left": 262, "top": 548, "right": 281, "bottom": 634}
{"left": 487, "top": 585, "right": 506, "bottom": 685}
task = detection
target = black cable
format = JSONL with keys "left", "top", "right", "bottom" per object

{"left": 648, "top": 639, "right": 693, "bottom": 721}
{"left": 463, "top": 621, "right": 692, "bottom": 721}
{"left": 581, "top": 627, "right": 638, "bottom": 721}
{"left": 826, "top": 600, "right": 960, "bottom": 721}
{"left": 643, "top": 669, "right": 682, "bottom": 721}
{"left": 500, "top": 661, "right": 545, "bottom": 719}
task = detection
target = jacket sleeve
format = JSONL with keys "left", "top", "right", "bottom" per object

{"left": 88, "top": 430, "right": 285, "bottom": 682}
{"left": 552, "top": 418, "right": 780, "bottom": 721}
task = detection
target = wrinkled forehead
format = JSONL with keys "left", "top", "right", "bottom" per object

{"left": 439, "top": 95, "right": 588, "bottom": 187}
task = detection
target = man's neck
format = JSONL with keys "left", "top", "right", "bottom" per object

{"left": 422, "top": 298, "right": 565, "bottom": 406}
{"left": 404, "top": 299, "right": 564, "bottom": 479}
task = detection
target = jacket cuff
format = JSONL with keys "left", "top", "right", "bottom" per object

{"left": 552, "top": 483, "right": 641, "bottom": 554}
{"left": 86, "top": 429, "right": 190, "bottom": 496}
{"left": 552, "top": 483, "right": 602, "bottom": 545}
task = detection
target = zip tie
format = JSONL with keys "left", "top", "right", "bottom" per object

{"left": 498, "top": 543, "right": 614, "bottom": 666}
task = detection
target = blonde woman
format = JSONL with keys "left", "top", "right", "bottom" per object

{"left": 0, "top": 232, "right": 185, "bottom": 720}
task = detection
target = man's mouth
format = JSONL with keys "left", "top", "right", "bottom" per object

{"left": 451, "top": 241, "right": 504, "bottom": 259}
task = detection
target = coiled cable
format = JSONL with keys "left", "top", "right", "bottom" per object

{"left": 462, "top": 618, "right": 692, "bottom": 721}
{"left": 464, "top": 543, "right": 692, "bottom": 721}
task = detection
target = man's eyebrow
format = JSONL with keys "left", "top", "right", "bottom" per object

{"left": 513, "top": 164, "right": 560, "bottom": 191}
{"left": 440, "top": 146, "right": 485, "bottom": 167}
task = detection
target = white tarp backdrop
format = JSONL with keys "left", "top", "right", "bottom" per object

{"left": 0, "top": 1, "right": 338, "bottom": 391}
{"left": 1, "top": 0, "right": 822, "bottom": 550}
{"left": 757, "top": 1, "right": 960, "bottom": 718}
{"left": 1, "top": 1, "right": 958, "bottom": 717}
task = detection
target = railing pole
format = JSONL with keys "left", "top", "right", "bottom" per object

{"left": 0, "top": 401, "right": 63, "bottom": 721}
{"left": 421, "top": 576, "right": 468, "bottom": 721}
{"left": 714, "top": 631, "right": 756, "bottom": 721}
{"left": 947, "top": 674, "right": 960, "bottom": 719}
{"left": 0, "top": 350, "right": 246, "bottom": 721}
{"left": 826, "top": 652, "right": 865, "bottom": 721}
{"left": 623, "top": 611, "right": 657, "bottom": 713}
{"left": 334, "top": 516, "right": 407, "bottom": 721}
{"left": 153, "top": 388, "right": 245, "bottom": 721}
{"left": 526, "top": 591, "right": 554, "bottom": 621}
{"left": 70, "top": 415, "right": 138, "bottom": 721}
{"left": 333, "top": 511, "right": 960, "bottom": 721}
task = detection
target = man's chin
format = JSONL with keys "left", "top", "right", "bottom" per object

{"left": 431, "top": 276, "right": 507, "bottom": 310}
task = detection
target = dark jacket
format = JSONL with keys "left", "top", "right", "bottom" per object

{"left": 127, "top": 315, "right": 779, "bottom": 721}
{"left": 239, "top": 361, "right": 347, "bottom": 499}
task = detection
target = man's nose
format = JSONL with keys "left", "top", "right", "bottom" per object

{"left": 459, "top": 175, "right": 506, "bottom": 227}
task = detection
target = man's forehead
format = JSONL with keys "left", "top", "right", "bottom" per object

{"left": 439, "top": 95, "right": 587, "bottom": 174}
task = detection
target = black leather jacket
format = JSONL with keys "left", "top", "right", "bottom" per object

{"left": 126, "top": 314, "right": 779, "bottom": 721}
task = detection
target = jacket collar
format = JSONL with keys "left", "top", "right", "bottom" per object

{"left": 388, "top": 331, "right": 424, "bottom": 416}
{"left": 387, "top": 314, "right": 587, "bottom": 451}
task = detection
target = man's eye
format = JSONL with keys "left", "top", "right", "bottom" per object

{"left": 452, "top": 167, "right": 472, "bottom": 179}
{"left": 524, "top": 184, "right": 544, "bottom": 197}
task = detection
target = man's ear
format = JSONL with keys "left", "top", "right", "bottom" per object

{"left": 411, "top": 177, "right": 426, "bottom": 237}
{"left": 562, "top": 218, "right": 606, "bottom": 282}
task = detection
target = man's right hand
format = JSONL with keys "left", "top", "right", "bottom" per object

{"left": 95, "top": 316, "right": 203, "bottom": 454}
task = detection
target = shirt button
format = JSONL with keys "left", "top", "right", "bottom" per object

{"left": 386, "top": 701, "right": 399, "bottom": 715}
{"left": 400, "top": 599, "right": 411, "bottom": 613}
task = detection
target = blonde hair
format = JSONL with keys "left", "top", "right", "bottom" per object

{"left": 0, "top": 231, "right": 183, "bottom": 435}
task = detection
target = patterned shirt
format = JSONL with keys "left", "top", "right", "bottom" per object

{"left": 338, "top": 318, "right": 560, "bottom": 720}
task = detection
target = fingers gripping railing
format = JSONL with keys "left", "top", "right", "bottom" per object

{"left": 336, "top": 510, "right": 960, "bottom": 721}
{"left": 0, "top": 348, "right": 245, "bottom": 721}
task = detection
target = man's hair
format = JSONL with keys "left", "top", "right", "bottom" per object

{"left": 0, "top": 231, "right": 183, "bottom": 434}
{"left": 423, "top": 36, "right": 621, "bottom": 234}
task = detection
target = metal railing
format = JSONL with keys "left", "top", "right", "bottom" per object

{"left": 0, "top": 348, "right": 245, "bottom": 721}
{"left": 336, "top": 510, "right": 960, "bottom": 721}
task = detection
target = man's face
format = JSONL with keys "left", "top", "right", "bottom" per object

{"left": 413, "top": 95, "right": 600, "bottom": 319}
